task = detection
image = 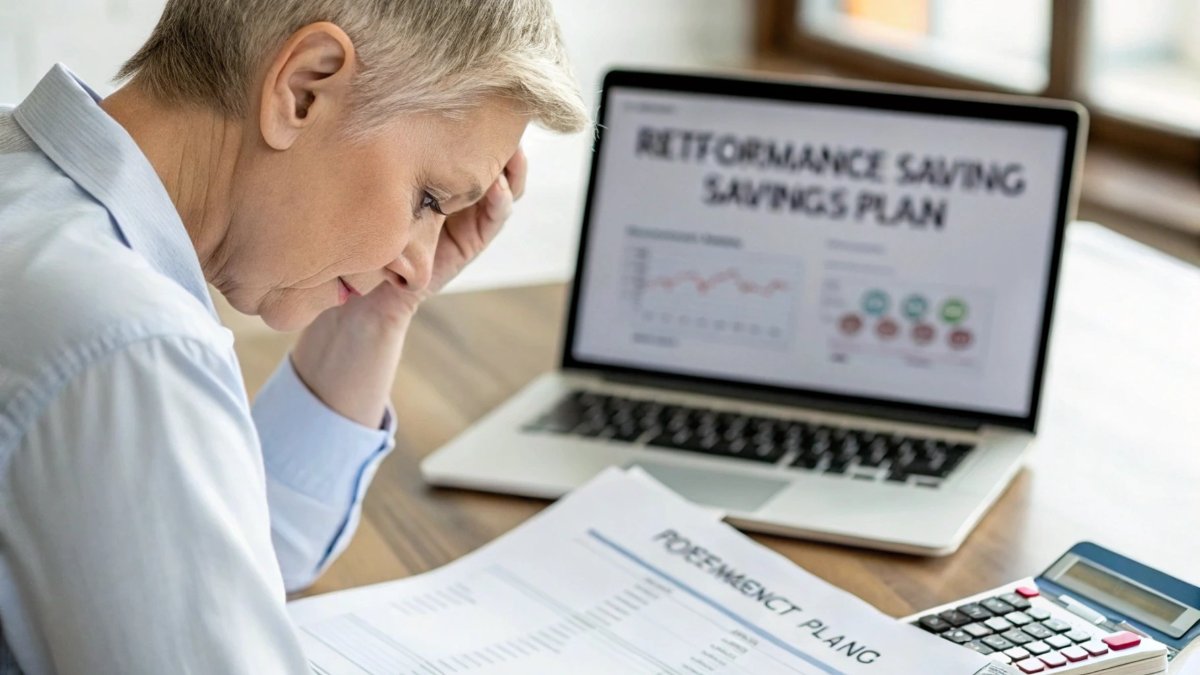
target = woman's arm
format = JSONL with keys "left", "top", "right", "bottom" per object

{"left": 1, "top": 336, "right": 310, "bottom": 674}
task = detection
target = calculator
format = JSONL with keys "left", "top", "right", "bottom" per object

{"left": 903, "top": 542, "right": 1200, "bottom": 674}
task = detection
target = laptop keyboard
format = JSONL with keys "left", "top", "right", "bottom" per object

{"left": 524, "top": 391, "right": 975, "bottom": 487}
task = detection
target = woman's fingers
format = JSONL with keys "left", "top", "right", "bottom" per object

{"left": 504, "top": 146, "right": 528, "bottom": 201}
{"left": 482, "top": 172, "right": 514, "bottom": 231}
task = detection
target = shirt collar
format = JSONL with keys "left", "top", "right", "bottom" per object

{"left": 12, "top": 64, "right": 216, "bottom": 317}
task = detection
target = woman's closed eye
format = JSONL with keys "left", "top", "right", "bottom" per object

{"left": 420, "top": 191, "right": 447, "bottom": 217}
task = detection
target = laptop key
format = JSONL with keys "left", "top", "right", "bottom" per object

{"left": 904, "top": 457, "right": 951, "bottom": 478}
{"left": 646, "top": 430, "right": 781, "bottom": 464}
{"left": 826, "top": 457, "right": 850, "bottom": 474}
{"left": 790, "top": 454, "right": 821, "bottom": 470}
{"left": 611, "top": 423, "right": 644, "bottom": 443}
{"left": 528, "top": 394, "right": 977, "bottom": 482}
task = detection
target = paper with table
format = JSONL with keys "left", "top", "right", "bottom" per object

{"left": 289, "top": 468, "right": 1012, "bottom": 674}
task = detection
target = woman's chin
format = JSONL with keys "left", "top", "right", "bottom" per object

{"left": 249, "top": 297, "right": 327, "bottom": 333}
{"left": 260, "top": 307, "right": 322, "bottom": 333}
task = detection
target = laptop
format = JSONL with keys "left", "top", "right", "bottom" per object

{"left": 422, "top": 69, "right": 1086, "bottom": 556}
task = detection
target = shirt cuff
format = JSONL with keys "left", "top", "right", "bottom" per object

{"left": 251, "top": 356, "right": 396, "bottom": 507}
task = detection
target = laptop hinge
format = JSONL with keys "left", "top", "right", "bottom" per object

{"left": 591, "top": 370, "right": 985, "bottom": 432}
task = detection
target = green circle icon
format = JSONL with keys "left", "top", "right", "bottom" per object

{"left": 940, "top": 298, "right": 969, "bottom": 325}
{"left": 861, "top": 289, "right": 890, "bottom": 317}
{"left": 902, "top": 295, "right": 929, "bottom": 321}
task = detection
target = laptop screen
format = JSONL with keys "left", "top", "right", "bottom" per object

{"left": 567, "top": 73, "right": 1081, "bottom": 428}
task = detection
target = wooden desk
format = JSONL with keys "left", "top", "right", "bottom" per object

{"left": 228, "top": 222, "right": 1200, "bottom": 617}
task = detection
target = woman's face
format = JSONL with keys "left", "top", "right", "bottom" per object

{"left": 215, "top": 101, "right": 528, "bottom": 331}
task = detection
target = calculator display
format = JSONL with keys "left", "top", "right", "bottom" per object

{"left": 1058, "top": 559, "right": 1192, "bottom": 633}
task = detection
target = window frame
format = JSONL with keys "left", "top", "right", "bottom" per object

{"left": 756, "top": 0, "right": 1200, "bottom": 167}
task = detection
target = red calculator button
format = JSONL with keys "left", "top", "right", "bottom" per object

{"left": 1039, "top": 652, "right": 1068, "bottom": 668}
{"left": 1015, "top": 658, "right": 1046, "bottom": 673}
{"left": 1016, "top": 586, "right": 1040, "bottom": 598}
{"left": 1102, "top": 632, "right": 1141, "bottom": 651}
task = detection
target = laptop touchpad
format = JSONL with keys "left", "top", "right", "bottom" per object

{"left": 629, "top": 461, "right": 787, "bottom": 513}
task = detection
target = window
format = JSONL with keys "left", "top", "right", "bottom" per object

{"left": 758, "top": 0, "right": 1200, "bottom": 243}
{"left": 1086, "top": 0, "right": 1200, "bottom": 133}
{"left": 798, "top": 0, "right": 1051, "bottom": 91}
{"left": 763, "top": 0, "right": 1200, "bottom": 163}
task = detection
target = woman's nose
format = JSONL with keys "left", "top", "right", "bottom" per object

{"left": 389, "top": 235, "right": 436, "bottom": 291}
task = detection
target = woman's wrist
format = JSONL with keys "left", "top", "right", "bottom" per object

{"left": 291, "top": 303, "right": 415, "bottom": 428}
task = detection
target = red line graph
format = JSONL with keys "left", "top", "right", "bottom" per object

{"left": 643, "top": 268, "right": 790, "bottom": 298}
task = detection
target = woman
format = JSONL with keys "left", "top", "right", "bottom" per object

{"left": 0, "top": 0, "right": 587, "bottom": 672}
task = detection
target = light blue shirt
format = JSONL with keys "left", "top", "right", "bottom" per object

{"left": 0, "top": 65, "right": 395, "bottom": 674}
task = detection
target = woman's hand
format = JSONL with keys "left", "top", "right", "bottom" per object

{"left": 419, "top": 146, "right": 528, "bottom": 303}
{"left": 351, "top": 147, "right": 529, "bottom": 323}
{"left": 290, "top": 148, "right": 527, "bottom": 427}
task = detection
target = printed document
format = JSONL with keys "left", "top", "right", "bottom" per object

{"left": 289, "top": 468, "right": 1012, "bottom": 674}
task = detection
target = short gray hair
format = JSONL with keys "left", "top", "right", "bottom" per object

{"left": 118, "top": 0, "right": 589, "bottom": 136}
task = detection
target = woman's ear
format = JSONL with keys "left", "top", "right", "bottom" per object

{"left": 258, "top": 22, "right": 357, "bottom": 151}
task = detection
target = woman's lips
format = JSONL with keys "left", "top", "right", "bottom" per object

{"left": 337, "top": 277, "right": 360, "bottom": 304}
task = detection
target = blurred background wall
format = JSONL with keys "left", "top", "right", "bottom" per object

{"left": 2, "top": 0, "right": 1196, "bottom": 298}
{"left": 0, "top": 0, "right": 754, "bottom": 294}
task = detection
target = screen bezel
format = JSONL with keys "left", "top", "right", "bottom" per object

{"left": 561, "top": 69, "right": 1085, "bottom": 432}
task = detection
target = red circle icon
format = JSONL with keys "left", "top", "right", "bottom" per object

{"left": 912, "top": 323, "right": 935, "bottom": 345}
{"left": 949, "top": 329, "right": 974, "bottom": 350}
{"left": 839, "top": 314, "right": 863, "bottom": 336}
{"left": 876, "top": 318, "right": 899, "bottom": 339}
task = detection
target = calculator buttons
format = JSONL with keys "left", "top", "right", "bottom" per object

{"left": 1041, "top": 618, "right": 1073, "bottom": 633}
{"left": 938, "top": 609, "right": 973, "bottom": 627}
{"left": 1064, "top": 629, "right": 1092, "bottom": 643}
{"left": 984, "top": 616, "right": 1014, "bottom": 632}
{"left": 1005, "top": 611, "right": 1034, "bottom": 626}
{"left": 1004, "top": 646, "right": 1032, "bottom": 661}
{"left": 1025, "top": 607, "right": 1051, "bottom": 621}
{"left": 1022, "top": 623, "right": 1054, "bottom": 640}
{"left": 941, "top": 629, "right": 973, "bottom": 644}
{"left": 964, "top": 640, "right": 994, "bottom": 655}
{"left": 962, "top": 623, "right": 992, "bottom": 638}
{"left": 914, "top": 589, "right": 1161, "bottom": 668}
{"left": 1101, "top": 631, "right": 1142, "bottom": 651}
{"left": 1002, "top": 629, "right": 1034, "bottom": 646}
{"left": 1045, "top": 634, "right": 1073, "bottom": 650}
{"left": 982, "top": 598, "right": 1016, "bottom": 615}
{"left": 1039, "top": 651, "right": 1068, "bottom": 668}
{"left": 1024, "top": 641, "right": 1051, "bottom": 656}
{"left": 1014, "top": 658, "right": 1045, "bottom": 673}
{"left": 918, "top": 615, "right": 952, "bottom": 633}
{"left": 998, "top": 592, "right": 1033, "bottom": 610}
{"left": 982, "top": 635, "right": 1015, "bottom": 651}
{"left": 957, "top": 603, "right": 993, "bottom": 621}
{"left": 1060, "top": 645, "right": 1089, "bottom": 662}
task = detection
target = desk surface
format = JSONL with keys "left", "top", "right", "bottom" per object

{"left": 228, "top": 222, "right": 1200, "bottom": 617}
